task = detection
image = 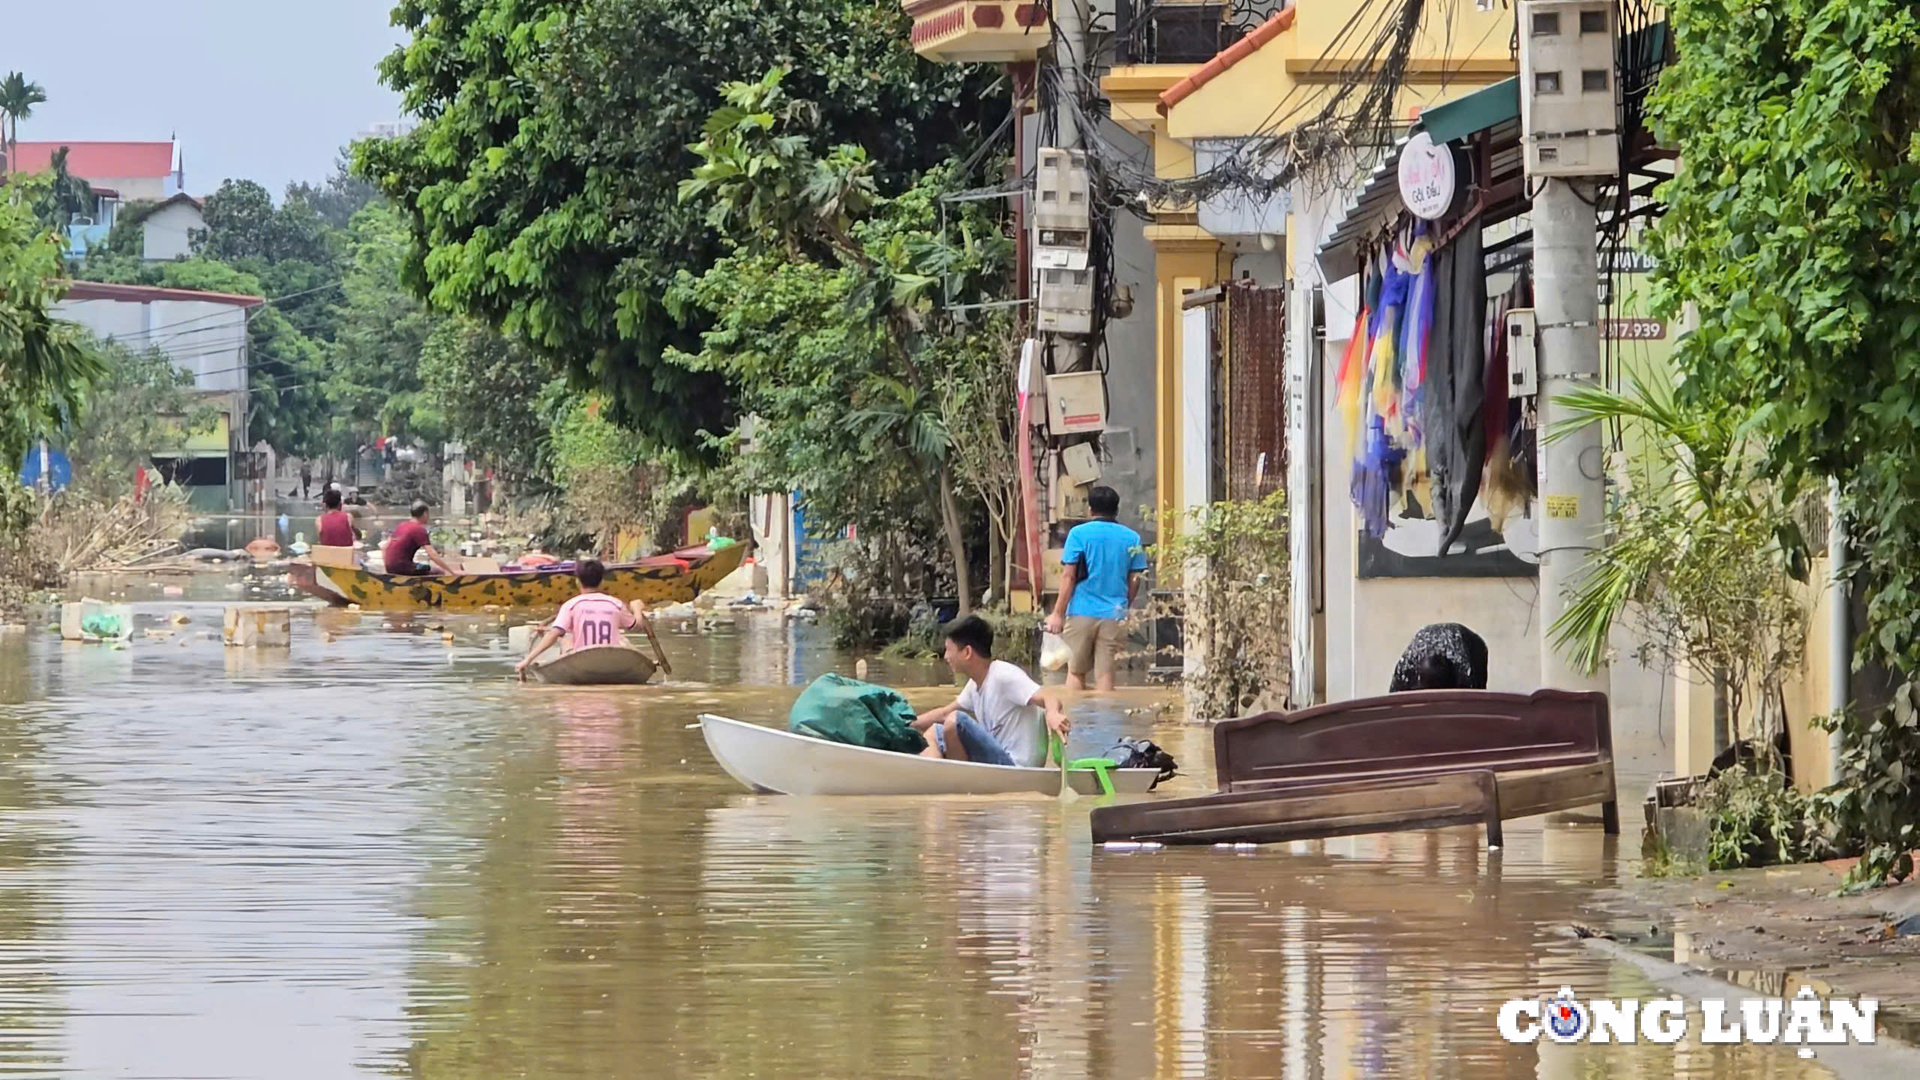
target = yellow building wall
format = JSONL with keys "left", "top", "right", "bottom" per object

{"left": 1289, "top": 0, "right": 1518, "bottom": 70}
{"left": 1163, "top": 1, "right": 1516, "bottom": 140}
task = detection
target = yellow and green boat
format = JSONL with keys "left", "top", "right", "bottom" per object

{"left": 289, "top": 543, "right": 747, "bottom": 613}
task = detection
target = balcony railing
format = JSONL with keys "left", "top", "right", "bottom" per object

{"left": 1113, "top": 0, "right": 1289, "bottom": 66}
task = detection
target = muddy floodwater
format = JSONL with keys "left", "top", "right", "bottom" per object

{"left": 0, "top": 574, "right": 1839, "bottom": 1077}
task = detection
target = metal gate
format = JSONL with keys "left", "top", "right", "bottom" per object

{"left": 1222, "top": 283, "right": 1287, "bottom": 500}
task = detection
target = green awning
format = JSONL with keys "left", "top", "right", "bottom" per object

{"left": 1420, "top": 78, "right": 1519, "bottom": 146}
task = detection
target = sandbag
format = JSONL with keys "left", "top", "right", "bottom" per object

{"left": 788, "top": 673, "right": 927, "bottom": 754}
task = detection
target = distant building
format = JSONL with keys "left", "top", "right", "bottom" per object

{"left": 53, "top": 281, "right": 263, "bottom": 511}
{"left": 118, "top": 193, "right": 206, "bottom": 261}
{"left": 356, "top": 119, "right": 418, "bottom": 141}
{"left": 11, "top": 139, "right": 186, "bottom": 256}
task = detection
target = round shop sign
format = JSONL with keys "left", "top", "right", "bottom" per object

{"left": 1397, "top": 131, "right": 1456, "bottom": 220}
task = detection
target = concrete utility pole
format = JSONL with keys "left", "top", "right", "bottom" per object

{"left": 1518, "top": 0, "right": 1614, "bottom": 693}
{"left": 1050, "top": 0, "right": 1094, "bottom": 379}
{"left": 1533, "top": 177, "right": 1608, "bottom": 694}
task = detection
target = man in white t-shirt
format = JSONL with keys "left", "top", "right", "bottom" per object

{"left": 913, "top": 615, "right": 1070, "bottom": 768}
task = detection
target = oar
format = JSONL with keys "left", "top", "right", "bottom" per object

{"left": 637, "top": 607, "right": 673, "bottom": 676}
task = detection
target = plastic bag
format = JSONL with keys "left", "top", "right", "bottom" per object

{"left": 1039, "top": 631, "right": 1070, "bottom": 672}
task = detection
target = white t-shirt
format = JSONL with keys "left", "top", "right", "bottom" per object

{"left": 958, "top": 659, "right": 1047, "bottom": 768}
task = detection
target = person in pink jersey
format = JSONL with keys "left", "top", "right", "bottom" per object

{"left": 515, "top": 558, "right": 649, "bottom": 680}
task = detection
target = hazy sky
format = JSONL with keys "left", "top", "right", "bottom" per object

{"left": 6, "top": 0, "right": 406, "bottom": 199}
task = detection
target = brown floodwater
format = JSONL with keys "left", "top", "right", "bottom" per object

{"left": 0, "top": 573, "right": 1841, "bottom": 1078}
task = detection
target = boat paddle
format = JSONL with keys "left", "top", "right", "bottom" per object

{"left": 637, "top": 607, "right": 673, "bottom": 676}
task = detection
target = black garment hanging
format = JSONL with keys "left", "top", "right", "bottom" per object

{"left": 1423, "top": 190, "right": 1489, "bottom": 556}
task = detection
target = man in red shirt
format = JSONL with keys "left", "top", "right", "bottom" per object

{"left": 383, "top": 500, "right": 458, "bottom": 575}
{"left": 316, "top": 489, "right": 359, "bottom": 548}
{"left": 516, "top": 559, "right": 649, "bottom": 679}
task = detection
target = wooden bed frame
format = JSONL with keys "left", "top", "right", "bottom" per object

{"left": 1090, "top": 689, "right": 1618, "bottom": 848}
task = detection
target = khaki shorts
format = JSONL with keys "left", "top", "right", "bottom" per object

{"left": 1061, "top": 615, "right": 1125, "bottom": 679}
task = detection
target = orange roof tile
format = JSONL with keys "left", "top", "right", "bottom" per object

{"left": 12, "top": 141, "right": 174, "bottom": 180}
{"left": 1159, "top": 5, "right": 1298, "bottom": 115}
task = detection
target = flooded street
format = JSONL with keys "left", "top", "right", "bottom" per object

{"left": 0, "top": 578, "right": 1837, "bottom": 1078}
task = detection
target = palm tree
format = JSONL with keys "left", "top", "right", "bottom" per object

{"left": 1545, "top": 371, "right": 1810, "bottom": 753}
{"left": 0, "top": 72, "right": 48, "bottom": 174}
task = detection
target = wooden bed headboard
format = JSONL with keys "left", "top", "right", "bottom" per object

{"left": 1212, "top": 689, "right": 1613, "bottom": 792}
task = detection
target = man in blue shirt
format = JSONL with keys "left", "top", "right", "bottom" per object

{"left": 1043, "top": 485, "right": 1147, "bottom": 691}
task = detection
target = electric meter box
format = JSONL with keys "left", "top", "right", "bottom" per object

{"left": 1053, "top": 480, "right": 1093, "bottom": 522}
{"left": 1505, "top": 308, "right": 1539, "bottom": 397}
{"left": 1034, "top": 147, "right": 1091, "bottom": 232}
{"left": 1045, "top": 370, "right": 1107, "bottom": 435}
{"left": 1060, "top": 442, "right": 1102, "bottom": 486}
{"left": 1518, "top": 0, "right": 1619, "bottom": 177}
{"left": 1037, "top": 266, "right": 1094, "bottom": 335}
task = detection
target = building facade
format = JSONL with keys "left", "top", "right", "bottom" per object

{"left": 54, "top": 281, "right": 263, "bottom": 511}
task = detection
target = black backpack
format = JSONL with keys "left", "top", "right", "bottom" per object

{"left": 1099, "top": 737, "right": 1178, "bottom": 788}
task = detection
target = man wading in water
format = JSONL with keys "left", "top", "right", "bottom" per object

{"left": 1044, "top": 485, "right": 1147, "bottom": 691}
{"left": 912, "top": 615, "right": 1071, "bottom": 766}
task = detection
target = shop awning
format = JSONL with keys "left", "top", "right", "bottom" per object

{"left": 1315, "top": 21, "right": 1670, "bottom": 282}
{"left": 1314, "top": 78, "right": 1519, "bottom": 282}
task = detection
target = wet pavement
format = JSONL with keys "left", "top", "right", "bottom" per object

{"left": 0, "top": 573, "right": 1847, "bottom": 1077}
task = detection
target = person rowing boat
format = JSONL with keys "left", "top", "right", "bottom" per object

{"left": 515, "top": 558, "right": 655, "bottom": 681}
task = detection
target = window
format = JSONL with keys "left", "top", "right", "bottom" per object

{"left": 1583, "top": 69, "right": 1610, "bottom": 92}
{"left": 1531, "top": 11, "right": 1560, "bottom": 34}
{"left": 1580, "top": 9, "right": 1608, "bottom": 33}
{"left": 1535, "top": 70, "right": 1563, "bottom": 94}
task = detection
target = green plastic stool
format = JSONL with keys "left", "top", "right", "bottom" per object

{"left": 1050, "top": 734, "right": 1117, "bottom": 796}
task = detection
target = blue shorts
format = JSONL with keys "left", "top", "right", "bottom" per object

{"left": 931, "top": 713, "right": 1017, "bottom": 766}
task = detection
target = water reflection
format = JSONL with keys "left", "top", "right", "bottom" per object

{"left": 0, "top": 593, "right": 1839, "bottom": 1079}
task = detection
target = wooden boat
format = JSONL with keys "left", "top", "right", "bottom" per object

{"left": 699, "top": 714, "right": 1161, "bottom": 797}
{"left": 530, "top": 645, "right": 656, "bottom": 685}
{"left": 289, "top": 542, "right": 746, "bottom": 612}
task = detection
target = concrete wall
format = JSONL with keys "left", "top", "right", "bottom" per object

{"left": 1100, "top": 119, "right": 1160, "bottom": 540}
{"left": 142, "top": 201, "right": 202, "bottom": 261}
{"left": 87, "top": 175, "right": 167, "bottom": 202}
{"left": 55, "top": 297, "right": 248, "bottom": 392}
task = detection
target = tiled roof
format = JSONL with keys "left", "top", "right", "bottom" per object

{"left": 61, "top": 281, "right": 264, "bottom": 308}
{"left": 11, "top": 141, "right": 174, "bottom": 179}
{"left": 1159, "top": 5, "right": 1298, "bottom": 114}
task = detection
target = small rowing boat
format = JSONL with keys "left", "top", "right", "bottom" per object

{"left": 699, "top": 714, "right": 1160, "bottom": 797}
{"left": 289, "top": 542, "right": 745, "bottom": 613}
{"left": 530, "top": 645, "right": 656, "bottom": 685}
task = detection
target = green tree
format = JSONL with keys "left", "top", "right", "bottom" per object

{"left": 285, "top": 153, "right": 379, "bottom": 231}
{"left": 0, "top": 72, "right": 46, "bottom": 174}
{"left": 675, "top": 71, "right": 1013, "bottom": 614}
{"left": 320, "top": 202, "right": 442, "bottom": 453}
{"left": 60, "top": 340, "right": 216, "bottom": 500}
{"left": 1646, "top": 0, "right": 1920, "bottom": 882}
{"left": 196, "top": 179, "right": 336, "bottom": 268}
{"left": 29, "top": 146, "right": 95, "bottom": 231}
{"left": 358, "top": 0, "right": 997, "bottom": 455}
{"left": 419, "top": 319, "right": 561, "bottom": 490}
{"left": 0, "top": 178, "right": 98, "bottom": 470}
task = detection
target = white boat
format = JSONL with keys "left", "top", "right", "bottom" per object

{"left": 698, "top": 714, "right": 1161, "bottom": 797}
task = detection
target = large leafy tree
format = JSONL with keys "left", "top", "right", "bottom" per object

{"left": 675, "top": 72, "right": 1013, "bottom": 613}
{"left": 418, "top": 318, "right": 560, "bottom": 490}
{"left": 0, "top": 178, "right": 99, "bottom": 471}
{"left": 358, "top": 0, "right": 998, "bottom": 455}
{"left": 320, "top": 202, "right": 442, "bottom": 453}
{"left": 1647, "top": 0, "right": 1920, "bottom": 880}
